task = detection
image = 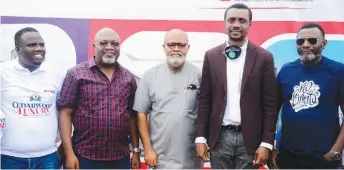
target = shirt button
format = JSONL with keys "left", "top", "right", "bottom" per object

{"left": 223, "top": 96, "right": 226, "bottom": 100}
{"left": 220, "top": 114, "right": 224, "bottom": 117}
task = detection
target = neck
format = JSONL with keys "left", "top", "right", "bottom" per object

{"left": 18, "top": 57, "right": 40, "bottom": 72}
{"left": 228, "top": 37, "right": 247, "bottom": 47}
{"left": 301, "top": 55, "right": 323, "bottom": 66}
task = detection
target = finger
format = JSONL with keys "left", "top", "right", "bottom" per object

{"left": 254, "top": 154, "right": 262, "bottom": 165}
{"left": 149, "top": 159, "right": 154, "bottom": 166}
{"left": 131, "top": 161, "right": 135, "bottom": 169}
{"left": 201, "top": 154, "right": 208, "bottom": 162}
{"left": 272, "top": 160, "right": 279, "bottom": 169}
{"left": 76, "top": 159, "right": 80, "bottom": 169}
{"left": 153, "top": 159, "right": 157, "bottom": 166}
{"left": 253, "top": 152, "right": 258, "bottom": 164}
{"left": 206, "top": 151, "right": 210, "bottom": 160}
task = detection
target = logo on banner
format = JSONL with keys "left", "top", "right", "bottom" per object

{"left": 12, "top": 94, "right": 53, "bottom": 117}
{"left": 290, "top": 80, "right": 320, "bottom": 112}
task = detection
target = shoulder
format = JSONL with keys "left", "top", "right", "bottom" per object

{"left": 118, "top": 64, "right": 136, "bottom": 81}
{"left": 323, "top": 57, "right": 344, "bottom": 68}
{"left": 322, "top": 57, "right": 344, "bottom": 75}
{"left": 142, "top": 63, "right": 165, "bottom": 78}
{"left": 0, "top": 60, "right": 17, "bottom": 70}
{"left": 249, "top": 42, "right": 273, "bottom": 58}
{"left": 278, "top": 60, "right": 300, "bottom": 76}
{"left": 46, "top": 67, "right": 68, "bottom": 83}
{"left": 65, "top": 61, "right": 89, "bottom": 77}
{"left": 0, "top": 60, "right": 17, "bottom": 78}
{"left": 185, "top": 62, "right": 201, "bottom": 75}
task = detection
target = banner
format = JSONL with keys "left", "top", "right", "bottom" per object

{"left": 1, "top": 0, "right": 343, "bottom": 169}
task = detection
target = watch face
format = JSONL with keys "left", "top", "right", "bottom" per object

{"left": 334, "top": 154, "right": 342, "bottom": 160}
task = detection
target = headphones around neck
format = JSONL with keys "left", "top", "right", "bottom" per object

{"left": 224, "top": 45, "right": 242, "bottom": 60}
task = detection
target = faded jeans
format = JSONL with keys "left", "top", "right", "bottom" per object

{"left": 210, "top": 128, "right": 255, "bottom": 169}
{"left": 1, "top": 151, "right": 61, "bottom": 169}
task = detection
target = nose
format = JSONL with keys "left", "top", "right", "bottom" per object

{"left": 104, "top": 42, "right": 114, "bottom": 50}
{"left": 232, "top": 20, "right": 241, "bottom": 28}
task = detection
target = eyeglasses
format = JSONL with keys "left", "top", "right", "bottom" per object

{"left": 165, "top": 43, "right": 187, "bottom": 49}
{"left": 296, "top": 38, "right": 320, "bottom": 46}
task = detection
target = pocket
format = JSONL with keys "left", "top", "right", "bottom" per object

{"left": 185, "top": 90, "right": 198, "bottom": 111}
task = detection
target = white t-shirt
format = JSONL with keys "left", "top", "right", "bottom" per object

{"left": 0, "top": 59, "right": 65, "bottom": 158}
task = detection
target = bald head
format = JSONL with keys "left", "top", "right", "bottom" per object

{"left": 163, "top": 29, "right": 190, "bottom": 70}
{"left": 94, "top": 27, "right": 120, "bottom": 43}
{"left": 93, "top": 27, "right": 121, "bottom": 67}
{"left": 164, "top": 29, "right": 188, "bottom": 44}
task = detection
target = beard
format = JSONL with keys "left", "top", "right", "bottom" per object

{"left": 101, "top": 54, "right": 117, "bottom": 64}
{"left": 299, "top": 54, "right": 317, "bottom": 62}
{"left": 297, "top": 48, "right": 322, "bottom": 62}
{"left": 166, "top": 55, "right": 186, "bottom": 68}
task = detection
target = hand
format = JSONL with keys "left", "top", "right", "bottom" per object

{"left": 271, "top": 149, "right": 279, "bottom": 169}
{"left": 131, "top": 153, "right": 141, "bottom": 169}
{"left": 196, "top": 143, "right": 209, "bottom": 162}
{"left": 144, "top": 148, "right": 158, "bottom": 168}
{"left": 64, "top": 152, "right": 79, "bottom": 169}
{"left": 57, "top": 144, "right": 65, "bottom": 164}
{"left": 324, "top": 151, "right": 334, "bottom": 161}
{"left": 253, "top": 146, "right": 269, "bottom": 167}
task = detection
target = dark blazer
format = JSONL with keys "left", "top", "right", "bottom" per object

{"left": 196, "top": 42, "right": 278, "bottom": 154}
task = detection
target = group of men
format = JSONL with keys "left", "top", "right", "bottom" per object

{"left": 1, "top": 3, "right": 344, "bottom": 169}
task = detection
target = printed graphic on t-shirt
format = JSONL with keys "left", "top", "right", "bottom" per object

{"left": 12, "top": 94, "right": 54, "bottom": 117}
{"left": 290, "top": 80, "right": 321, "bottom": 112}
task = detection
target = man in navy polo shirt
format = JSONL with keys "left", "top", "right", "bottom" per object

{"left": 273, "top": 23, "right": 344, "bottom": 169}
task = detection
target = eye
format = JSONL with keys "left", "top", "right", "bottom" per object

{"left": 111, "top": 42, "right": 120, "bottom": 46}
{"left": 228, "top": 18, "right": 235, "bottom": 23}
{"left": 239, "top": 18, "right": 247, "bottom": 24}
{"left": 100, "top": 42, "right": 107, "bottom": 46}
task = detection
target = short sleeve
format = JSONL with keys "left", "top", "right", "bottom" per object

{"left": 56, "top": 69, "right": 79, "bottom": 110}
{"left": 339, "top": 65, "right": 344, "bottom": 105}
{"left": 133, "top": 73, "right": 152, "bottom": 114}
{"left": 128, "top": 75, "right": 137, "bottom": 115}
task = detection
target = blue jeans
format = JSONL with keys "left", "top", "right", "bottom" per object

{"left": 1, "top": 151, "right": 61, "bottom": 169}
{"left": 69, "top": 149, "right": 130, "bottom": 169}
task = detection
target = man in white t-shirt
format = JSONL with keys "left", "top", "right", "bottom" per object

{"left": 0, "top": 27, "right": 64, "bottom": 169}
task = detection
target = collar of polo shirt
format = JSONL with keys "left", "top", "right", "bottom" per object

{"left": 13, "top": 59, "right": 51, "bottom": 73}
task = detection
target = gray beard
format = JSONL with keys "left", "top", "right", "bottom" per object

{"left": 102, "top": 55, "right": 116, "bottom": 64}
{"left": 300, "top": 54, "right": 317, "bottom": 62}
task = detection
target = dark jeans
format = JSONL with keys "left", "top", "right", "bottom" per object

{"left": 70, "top": 149, "right": 130, "bottom": 169}
{"left": 276, "top": 145, "right": 341, "bottom": 169}
{"left": 210, "top": 128, "right": 255, "bottom": 169}
{"left": 1, "top": 151, "right": 61, "bottom": 169}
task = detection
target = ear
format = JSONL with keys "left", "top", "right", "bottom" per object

{"left": 322, "top": 39, "right": 327, "bottom": 49}
{"left": 15, "top": 46, "right": 20, "bottom": 54}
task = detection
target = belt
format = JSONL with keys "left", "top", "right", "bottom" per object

{"left": 222, "top": 125, "right": 241, "bottom": 132}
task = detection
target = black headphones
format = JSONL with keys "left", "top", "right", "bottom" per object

{"left": 224, "top": 45, "right": 242, "bottom": 60}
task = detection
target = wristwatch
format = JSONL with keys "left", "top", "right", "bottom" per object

{"left": 330, "top": 150, "right": 342, "bottom": 160}
{"left": 132, "top": 147, "right": 141, "bottom": 154}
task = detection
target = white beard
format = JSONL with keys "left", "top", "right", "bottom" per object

{"left": 300, "top": 54, "right": 316, "bottom": 62}
{"left": 102, "top": 55, "right": 116, "bottom": 64}
{"left": 167, "top": 55, "right": 186, "bottom": 67}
